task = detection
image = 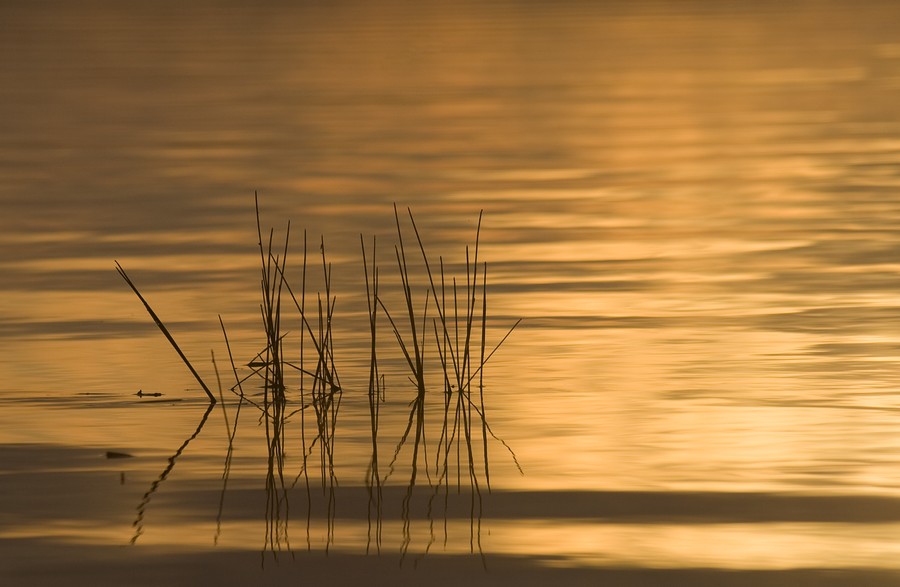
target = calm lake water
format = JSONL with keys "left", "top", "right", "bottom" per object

{"left": 4, "top": 0, "right": 900, "bottom": 583}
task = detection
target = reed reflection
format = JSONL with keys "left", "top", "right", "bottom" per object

{"left": 123, "top": 199, "right": 520, "bottom": 561}
{"left": 131, "top": 402, "right": 214, "bottom": 544}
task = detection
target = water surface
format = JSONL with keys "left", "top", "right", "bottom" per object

{"left": 3, "top": 0, "right": 900, "bottom": 583}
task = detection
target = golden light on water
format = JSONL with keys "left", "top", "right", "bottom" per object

{"left": 494, "top": 522, "right": 900, "bottom": 570}
{"left": 5, "top": 0, "right": 900, "bottom": 583}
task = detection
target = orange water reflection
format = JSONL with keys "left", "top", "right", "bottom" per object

{"left": 5, "top": 0, "right": 900, "bottom": 578}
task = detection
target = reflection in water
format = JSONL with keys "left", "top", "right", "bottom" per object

{"left": 127, "top": 204, "right": 521, "bottom": 561}
{"left": 213, "top": 341, "right": 244, "bottom": 548}
{"left": 131, "top": 402, "right": 214, "bottom": 544}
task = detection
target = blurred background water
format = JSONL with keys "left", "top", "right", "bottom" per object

{"left": 4, "top": 0, "right": 900, "bottom": 575}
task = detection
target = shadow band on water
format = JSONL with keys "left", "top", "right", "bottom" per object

{"left": 7, "top": 538, "right": 900, "bottom": 587}
{"left": 135, "top": 482, "right": 900, "bottom": 525}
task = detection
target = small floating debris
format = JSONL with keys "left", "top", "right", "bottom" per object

{"left": 136, "top": 389, "right": 163, "bottom": 398}
{"left": 106, "top": 451, "right": 133, "bottom": 459}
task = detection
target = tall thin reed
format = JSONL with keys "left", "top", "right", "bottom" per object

{"left": 361, "top": 234, "right": 383, "bottom": 553}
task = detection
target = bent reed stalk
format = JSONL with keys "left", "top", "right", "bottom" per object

{"left": 119, "top": 195, "right": 520, "bottom": 556}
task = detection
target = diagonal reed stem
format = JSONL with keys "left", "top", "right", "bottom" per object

{"left": 115, "top": 261, "right": 216, "bottom": 403}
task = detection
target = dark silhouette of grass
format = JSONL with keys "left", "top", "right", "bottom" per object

{"left": 254, "top": 205, "right": 294, "bottom": 561}
{"left": 370, "top": 205, "right": 523, "bottom": 561}
{"left": 361, "top": 234, "right": 384, "bottom": 554}
{"left": 121, "top": 195, "right": 520, "bottom": 560}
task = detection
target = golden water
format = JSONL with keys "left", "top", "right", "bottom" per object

{"left": 3, "top": 0, "right": 900, "bottom": 580}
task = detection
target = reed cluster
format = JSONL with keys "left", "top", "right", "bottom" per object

{"left": 118, "top": 195, "right": 520, "bottom": 557}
